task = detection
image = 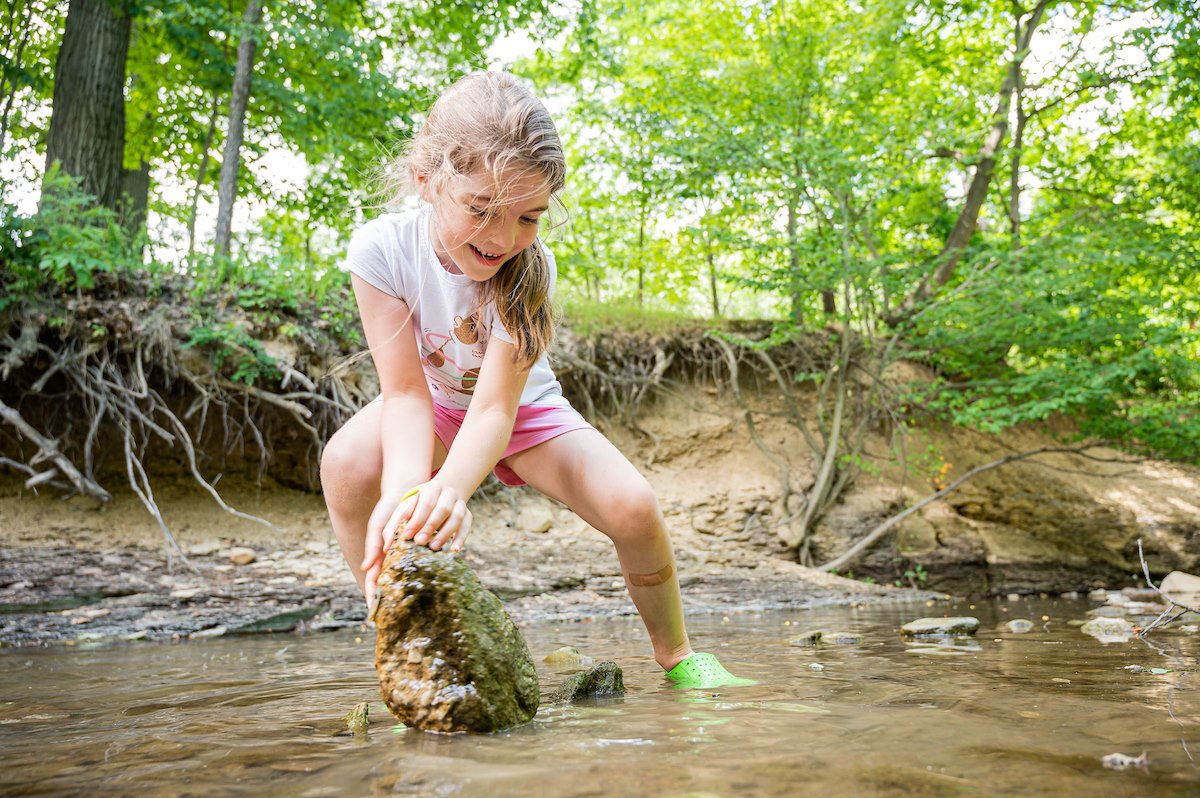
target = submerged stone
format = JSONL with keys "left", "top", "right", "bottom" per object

{"left": 374, "top": 542, "right": 539, "bottom": 733}
{"left": 1088, "top": 605, "right": 1132, "bottom": 618}
{"left": 543, "top": 646, "right": 594, "bottom": 670}
{"left": 344, "top": 702, "right": 369, "bottom": 736}
{"left": 1005, "top": 619, "right": 1035, "bottom": 633}
{"left": 904, "top": 639, "right": 982, "bottom": 656}
{"left": 900, "top": 617, "right": 980, "bottom": 637}
{"left": 547, "top": 661, "right": 625, "bottom": 704}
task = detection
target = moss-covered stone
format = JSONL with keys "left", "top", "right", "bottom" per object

{"left": 547, "top": 661, "right": 625, "bottom": 704}
{"left": 374, "top": 542, "right": 539, "bottom": 733}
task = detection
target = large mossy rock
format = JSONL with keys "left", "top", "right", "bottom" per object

{"left": 374, "top": 542, "right": 539, "bottom": 733}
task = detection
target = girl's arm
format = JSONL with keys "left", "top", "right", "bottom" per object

{"left": 349, "top": 275, "right": 436, "bottom": 598}
{"left": 399, "top": 334, "right": 532, "bottom": 553}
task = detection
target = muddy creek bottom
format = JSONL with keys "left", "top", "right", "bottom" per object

{"left": 3, "top": 598, "right": 1198, "bottom": 797}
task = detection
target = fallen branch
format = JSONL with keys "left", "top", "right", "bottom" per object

{"left": 1136, "top": 538, "right": 1200, "bottom": 637}
{"left": 818, "top": 444, "right": 1108, "bottom": 573}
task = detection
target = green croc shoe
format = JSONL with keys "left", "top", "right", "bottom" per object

{"left": 665, "top": 652, "right": 756, "bottom": 689}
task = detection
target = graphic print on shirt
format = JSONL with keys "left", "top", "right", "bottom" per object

{"left": 453, "top": 314, "right": 479, "bottom": 344}
{"left": 420, "top": 311, "right": 487, "bottom": 397}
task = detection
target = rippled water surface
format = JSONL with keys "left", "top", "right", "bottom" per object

{"left": 3, "top": 598, "right": 1198, "bottom": 797}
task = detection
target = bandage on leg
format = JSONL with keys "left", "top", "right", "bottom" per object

{"left": 625, "top": 563, "right": 673, "bottom": 587}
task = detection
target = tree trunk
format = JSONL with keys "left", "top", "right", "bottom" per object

{"left": 213, "top": 0, "right": 265, "bottom": 258}
{"left": 189, "top": 94, "right": 222, "bottom": 257}
{"left": 119, "top": 160, "right": 149, "bottom": 242}
{"left": 42, "top": 0, "right": 132, "bottom": 211}
{"left": 885, "top": 0, "right": 1050, "bottom": 325}
{"left": 1008, "top": 10, "right": 1027, "bottom": 250}
{"left": 786, "top": 196, "right": 804, "bottom": 326}
{"left": 636, "top": 203, "right": 645, "bottom": 307}
{"left": 821, "top": 290, "right": 837, "bottom": 316}
{"left": 704, "top": 231, "right": 720, "bottom": 318}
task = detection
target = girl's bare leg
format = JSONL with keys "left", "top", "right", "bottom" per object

{"left": 320, "top": 403, "right": 448, "bottom": 595}
{"left": 503, "top": 428, "right": 693, "bottom": 670}
{"left": 320, "top": 402, "right": 386, "bottom": 594}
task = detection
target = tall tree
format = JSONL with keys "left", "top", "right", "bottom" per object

{"left": 213, "top": 0, "right": 263, "bottom": 257}
{"left": 885, "top": 0, "right": 1053, "bottom": 325}
{"left": 42, "top": 0, "right": 131, "bottom": 210}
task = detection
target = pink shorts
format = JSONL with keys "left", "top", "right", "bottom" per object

{"left": 433, "top": 402, "right": 593, "bottom": 486}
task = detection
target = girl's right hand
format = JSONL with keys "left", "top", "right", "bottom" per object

{"left": 395, "top": 480, "right": 472, "bottom": 554}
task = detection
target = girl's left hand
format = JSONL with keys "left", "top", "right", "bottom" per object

{"left": 388, "top": 480, "right": 473, "bottom": 554}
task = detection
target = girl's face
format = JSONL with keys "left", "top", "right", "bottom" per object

{"left": 421, "top": 169, "right": 552, "bottom": 282}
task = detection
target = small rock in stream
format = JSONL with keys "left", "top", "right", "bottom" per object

{"left": 1005, "top": 619, "right": 1034, "bottom": 633}
{"left": 1088, "top": 605, "right": 1134, "bottom": 618}
{"left": 374, "top": 542, "right": 539, "bottom": 734}
{"left": 1080, "top": 617, "right": 1135, "bottom": 643}
{"left": 1160, "top": 571, "right": 1200, "bottom": 603}
{"left": 344, "top": 702, "right": 370, "bottom": 736}
{"left": 900, "top": 617, "right": 980, "bottom": 637}
{"left": 1101, "top": 751, "right": 1148, "bottom": 771}
{"left": 547, "top": 661, "right": 624, "bottom": 704}
{"left": 789, "top": 629, "right": 864, "bottom": 646}
{"left": 227, "top": 547, "right": 257, "bottom": 565}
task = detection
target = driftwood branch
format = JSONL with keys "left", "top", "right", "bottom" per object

{"left": 818, "top": 444, "right": 1107, "bottom": 573}
{"left": 1136, "top": 539, "right": 1200, "bottom": 637}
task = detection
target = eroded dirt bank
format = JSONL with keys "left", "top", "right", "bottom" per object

{"left": 3, "top": 376, "right": 1198, "bottom": 647}
{"left": 0, "top": 474, "right": 910, "bottom": 647}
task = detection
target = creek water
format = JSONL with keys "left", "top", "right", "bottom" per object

{"left": 2, "top": 597, "right": 1197, "bottom": 797}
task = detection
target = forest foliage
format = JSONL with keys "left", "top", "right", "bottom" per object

{"left": 2, "top": 0, "right": 1198, "bottom": 475}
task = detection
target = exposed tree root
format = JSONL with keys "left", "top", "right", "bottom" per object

{"left": 710, "top": 324, "right": 903, "bottom": 566}
{"left": 0, "top": 397, "right": 112, "bottom": 500}
{"left": 1, "top": 286, "right": 361, "bottom": 567}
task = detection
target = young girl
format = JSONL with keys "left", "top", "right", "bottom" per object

{"left": 321, "top": 71, "right": 748, "bottom": 689}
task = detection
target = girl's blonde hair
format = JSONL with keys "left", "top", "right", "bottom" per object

{"left": 388, "top": 71, "right": 565, "bottom": 366}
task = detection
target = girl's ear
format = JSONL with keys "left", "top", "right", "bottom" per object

{"left": 411, "top": 164, "right": 431, "bottom": 201}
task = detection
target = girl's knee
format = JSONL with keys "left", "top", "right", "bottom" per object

{"left": 320, "top": 432, "right": 379, "bottom": 506}
{"left": 603, "top": 478, "right": 665, "bottom": 540}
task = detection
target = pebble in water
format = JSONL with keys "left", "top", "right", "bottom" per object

{"left": 789, "top": 630, "right": 864, "bottom": 646}
{"left": 1005, "top": 619, "right": 1034, "bottom": 633}
{"left": 900, "top": 617, "right": 980, "bottom": 637}
{"left": 1101, "top": 751, "right": 1148, "bottom": 771}
{"left": 1079, "top": 617, "right": 1135, "bottom": 644}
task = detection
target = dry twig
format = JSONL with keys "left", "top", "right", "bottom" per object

{"left": 1136, "top": 538, "right": 1200, "bottom": 637}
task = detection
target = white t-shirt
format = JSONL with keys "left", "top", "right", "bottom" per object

{"left": 342, "top": 207, "right": 568, "bottom": 411}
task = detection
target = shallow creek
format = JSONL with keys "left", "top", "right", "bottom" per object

{"left": 3, "top": 597, "right": 1198, "bottom": 797}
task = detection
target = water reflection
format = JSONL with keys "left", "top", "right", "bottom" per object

{"left": 1, "top": 598, "right": 1197, "bottom": 797}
